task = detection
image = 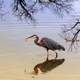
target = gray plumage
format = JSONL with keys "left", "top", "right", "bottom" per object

{"left": 40, "top": 37, "right": 65, "bottom": 51}
{"left": 26, "top": 35, "right": 65, "bottom": 60}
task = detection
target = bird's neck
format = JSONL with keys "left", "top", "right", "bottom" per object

{"left": 34, "top": 37, "right": 41, "bottom": 46}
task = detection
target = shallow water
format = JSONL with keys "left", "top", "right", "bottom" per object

{"left": 0, "top": 25, "right": 80, "bottom": 80}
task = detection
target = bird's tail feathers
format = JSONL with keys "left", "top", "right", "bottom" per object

{"left": 59, "top": 45, "right": 65, "bottom": 51}
{"left": 61, "top": 46, "right": 65, "bottom": 51}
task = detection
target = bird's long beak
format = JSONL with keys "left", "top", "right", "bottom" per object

{"left": 25, "top": 35, "right": 35, "bottom": 41}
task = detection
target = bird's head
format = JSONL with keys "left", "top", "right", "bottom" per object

{"left": 25, "top": 34, "right": 38, "bottom": 41}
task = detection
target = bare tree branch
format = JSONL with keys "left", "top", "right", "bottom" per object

{"left": 71, "top": 29, "right": 80, "bottom": 44}
{"left": 38, "top": 0, "right": 73, "bottom": 15}
{"left": 61, "top": 19, "right": 80, "bottom": 51}
{"left": 12, "top": 0, "right": 75, "bottom": 21}
{"left": 63, "top": 19, "right": 80, "bottom": 32}
{"left": 0, "top": 0, "right": 76, "bottom": 22}
{"left": 13, "top": 0, "right": 37, "bottom": 21}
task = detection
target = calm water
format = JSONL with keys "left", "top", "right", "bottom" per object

{"left": 0, "top": 25, "right": 80, "bottom": 80}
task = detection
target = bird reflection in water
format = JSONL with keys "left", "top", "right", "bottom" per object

{"left": 32, "top": 54, "right": 65, "bottom": 75}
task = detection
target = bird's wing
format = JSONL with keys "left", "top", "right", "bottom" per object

{"left": 40, "top": 38, "right": 57, "bottom": 50}
{"left": 45, "top": 38, "right": 65, "bottom": 51}
{"left": 40, "top": 38, "right": 65, "bottom": 51}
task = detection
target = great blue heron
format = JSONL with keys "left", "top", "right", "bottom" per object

{"left": 25, "top": 34, "right": 65, "bottom": 60}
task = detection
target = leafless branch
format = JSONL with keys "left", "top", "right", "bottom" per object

{"left": 12, "top": 0, "right": 75, "bottom": 21}
{"left": 63, "top": 19, "right": 80, "bottom": 32}
{"left": 71, "top": 29, "right": 80, "bottom": 44}
{"left": 61, "top": 19, "right": 80, "bottom": 51}
{"left": 13, "top": 0, "right": 37, "bottom": 21}
{"left": 38, "top": 0, "right": 73, "bottom": 15}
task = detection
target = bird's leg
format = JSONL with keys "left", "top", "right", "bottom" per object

{"left": 46, "top": 49, "right": 49, "bottom": 61}
{"left": 54, "top": 52, "right": 58, "bottom": 59}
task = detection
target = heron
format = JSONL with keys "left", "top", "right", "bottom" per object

{"left": 25, "top": 34, "right": 65, "bottom": 60}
